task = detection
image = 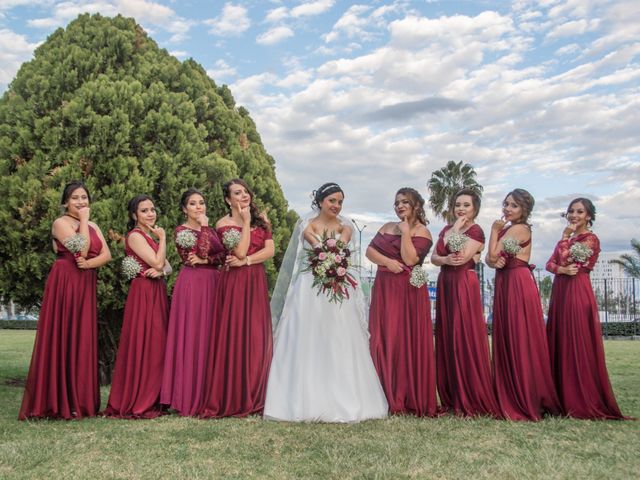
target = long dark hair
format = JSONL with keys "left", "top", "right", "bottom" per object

{"left": 127, "top": 195, "right": 154, "bottom": 231}
{"left": 567, "top": 197, "right": 596, "bottom": 227}
{"left": 61, "top": 181, "right": 91, "bottom": 207}
{"left": 311, "top": 182, "right": 344, "bottom": 210}
{"left": 223, "top": 178, "right": 270, "bottom": 231}
{"left": 504, "top": 188, "right": 534, "bottom": 226}
{"left": 395, "top": 187, "right": 428, "bottom": 225}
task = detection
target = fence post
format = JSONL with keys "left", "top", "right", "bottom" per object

{"left": 604, "top": 278, "right": 608, "bottom": 339}
{"left": 633, "top": 278, "right": 637, "bottom": 337}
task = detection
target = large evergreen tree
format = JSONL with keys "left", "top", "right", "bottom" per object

{"left": 0, "top": 14, "right": 296, "bottom": 382}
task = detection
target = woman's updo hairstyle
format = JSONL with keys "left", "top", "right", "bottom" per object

{"left": 180, "top": 188, "right": 205, "bottom": 213}
{"left": 61, "top": 181, "right": 91, "bottom": 207}
{"left": 311, "top": 182, "right": 344, "bottom": 210}
{"left": 566, "top": 197, "right": 596, "bottom": 227}
{"left": 449, "top": 188, "right": 481, "bottom": 222}
{"left": 396, "top": 187, "right": 428, "bottom": 225}
{"left": 127, "top": 194, "right": 154, "bottom": 231}
{"left": 504, "top": 188, "right": 534, "bottom": 226}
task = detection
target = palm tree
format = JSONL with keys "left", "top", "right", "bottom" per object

{"left": 427, "top": 160, "right": 483, "bottom": 223}
{"left": 612, "top": 239, "right": 640, "bottom": 278}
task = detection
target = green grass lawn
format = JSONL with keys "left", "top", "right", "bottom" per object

{"left": 1, "top": 330, "right": 638, "bottom": 479}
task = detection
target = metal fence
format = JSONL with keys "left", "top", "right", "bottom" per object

{"left": 363, "top": 273, "right": 639, "bottom": 336}
{"left": 4, "top": 275, "right": 639, "bottom": 336}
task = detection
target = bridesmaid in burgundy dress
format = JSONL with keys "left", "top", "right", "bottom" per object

{"left": 161, "top": 189, "right": 225, "bottom": 416}
{"left": 367, "top": 187, "right": 437, "bottom": 416}
{"left": 431, "top": 189, "right": 500, "bottom": 417}
{"left": 104, "top": 195, "right": 169, "bottom": 418}
{"left": 485, "top": 188, "right": 561, "bottom": 421}
{"left": 546, "top": 198, "right": 626, "bottom": 419}
{"left": 19, "top": 181, "right": 112, "bottom": 420}
{"left": 200, "top": 179, "right": 275, "bottom": 417}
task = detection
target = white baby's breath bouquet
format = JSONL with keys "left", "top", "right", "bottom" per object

{"left": 501, "top": 237, "right": 522, "bottom": 258}
{"left": 409, "top": 265, "right": 428, "bottom": 288}
{"left": 222, "top": 229, "right": 241, "bottom": 251}
{"left": 63, "top": 234, "right": 87, "bottom": 257}
{"left": 122, "top": 256, "right": 142, "bottom": 281}
{"left": 569, "top": 242, "right": 593, "bottom": 267}
{"left": 446, "top": 231, "right": 469, "bottom": 253}
{"left": 176, "top": 229, "right": 197, "bottom": 250}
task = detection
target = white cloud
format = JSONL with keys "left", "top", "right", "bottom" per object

{"left": 265, "top": 7, "right": 288, "bottom": 23}
{"left": 27, "top": 17, "right": 62, "bottom": 28}
{"left": 227, "top": 5, "right": 638, "bottom": 263}
{"left": 206, "top": 59, "right": 237, "bottom": 80}
{"left": 204, "top": 3, "right": 250, "bottom": 36}
{"left": 555, "top": 42, "right": 580, "bottom": 56}
{"left": 291, "top": 0, "right": 335, "bottom": 18}
{"left": 256, "top": 25, "right": 293, "bottom": 45}
{"left": 0, "top": 0, "right": 50, "bottom": 10}
{"left": 0, "top": 29, "right": 40, "bottom": 87}
{"left": 546, "top": 18, "right": 600, "bottom": 39}
{"left": 389, "top": 12, "right": 515, "bottom": 48}
{"left": 24, "top": 0, "right": 193, "bottom": 43}
{"left": 277, "top": 70, "right": 313, "bottom": 89}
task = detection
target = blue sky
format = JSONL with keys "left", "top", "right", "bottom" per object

{"left": 1, "top": 0, "right": 639, "bottom": 273}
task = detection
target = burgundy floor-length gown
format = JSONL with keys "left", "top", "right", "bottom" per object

{"left": 546, "top": 232, "right": 626, "bottom": 419}
{"left": 492, "top": 228, "right": 561, "bottom": 421}
{"left": 161, "top": 225, "right": 225, "bottom": 416}
{"left": 19, "top": 227, "right": 102, "bottom": 420}
{"left": 435, "top": 225, "right": 500, "bottom": 417}
{"left": 103, "top": 229, "right": 168, "bottom": 419}
{"left": 368, "top": 232, "right": 437, "bottom": 416}
{"left": 200, "top": 226, "right": 273, "bottom": 418}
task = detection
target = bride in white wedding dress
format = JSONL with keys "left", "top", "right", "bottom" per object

{"left": 264, "top": 182, "right": 388, "bottom": 422}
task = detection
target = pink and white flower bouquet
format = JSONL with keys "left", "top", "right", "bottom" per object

{"left": 303, "top": 231, "right": 357, "bottom": 304}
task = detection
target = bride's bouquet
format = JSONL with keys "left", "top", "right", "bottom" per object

{"left": 302, "top": 231, "right": 358, "bottom": 304}
{"left": 569, "top": 242, "right": 593, "bottom": 267}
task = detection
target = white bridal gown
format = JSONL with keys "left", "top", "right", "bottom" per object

{"left": 264, "top": 233, "right": 388, "bottom": 422}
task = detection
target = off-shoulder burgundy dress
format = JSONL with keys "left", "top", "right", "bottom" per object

{"left": 368, "top": 232, "right": 437, "bottom": 416}
{"left": 200, "top": 226, "right": 273, "bottom": 418}
{"left": 161, "top": 225, "right": 224, "bottom": 416}
{"left": 104, "top": 229, "right": 168, "bottom": 419}
{"left": 435, "top": 224, "right": 500, "bottom": 417}
{"left": 19, "top": 226, "right": 102, "bottom": 420}
{"left": 492, "top": 228, "right": 561, "bottom": 421}
{"left": 546, "top": 232, "right": 626, "bottom": 419}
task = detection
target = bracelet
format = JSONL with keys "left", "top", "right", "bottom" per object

{"left": 246, "top": 256, "right": 252, "bottom": 266}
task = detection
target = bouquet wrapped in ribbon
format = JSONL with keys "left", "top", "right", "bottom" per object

{"left": 302, "top": 232, "right": 357, "bottom": 304}
{"left": 569, "top": 242, "right": 593, "bottom": 267}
